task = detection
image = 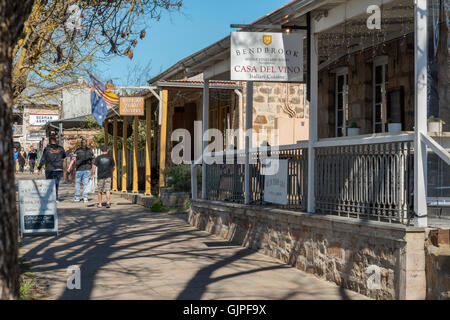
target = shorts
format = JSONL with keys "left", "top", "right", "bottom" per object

{"left": 97, "top": 177, "right": 112, "bottom": 193}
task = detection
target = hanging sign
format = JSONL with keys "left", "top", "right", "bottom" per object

{"left": 19, "top": 180, "right": 58, "bottom": 237}
{"left": 263, "top": 159, "right": 289, "bottom": 205}
{"left": 29, "top": 114, "right": 59, "bottom": 126}
{"left": 231, "top": 31, "right": 305, "bottom": 82}
{"left": 120, "top": 97, "right": 145, "bottom": 116}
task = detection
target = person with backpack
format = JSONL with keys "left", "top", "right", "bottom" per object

{"left": 37, "top": 136, "right": 66, "bottom": 201}
{"left": 67, "top": 138, "right": 94, "bottom": 203}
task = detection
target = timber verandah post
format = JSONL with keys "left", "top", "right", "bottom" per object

{"left": 159, "top": 89, "right": 169, "bottom": 190}
{"left": 307, "top": 12, "right": 318, "bottom": 213}
{"left": 133, "top": 116, "right": 139, "bottom": 193}
{"left": 414, "top": 0, "right": 428, "bottom": 227}
{"left": 122, "top": 116, "right": 128, "bottom": 192}
{"left": 112, "top": 117, "right": 118, "bottom": 191}
{"left": 202, "top": 80, "right": 210, "bottom": 199}
{"left": 145, "top": 100, "right": 152, "bottom": 196}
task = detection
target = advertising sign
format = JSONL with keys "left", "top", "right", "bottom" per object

{"left": 29, "top": 114, "right": 59, "bottom": 126}
{"left": 231, "top": 31, "right": 305, "bottom": 82}
{"left": 263, "top": 159, "right": 289, "bottom": 205}
{"left": 120, "top": 97, "right": 145, "bottom": 116}
{"left": 19, "top": 180, "right": 58, "bottom": 237}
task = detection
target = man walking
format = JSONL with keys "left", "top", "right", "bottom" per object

{"left": 28, "top": 146, "right": 38, "bottom": 173}
{"left": 37, "top": 136, "right": 66, "bottom": 201}
{"left": 67, "top": 138, "right": 94, "bottom": 203}
{"left": 91, "top": 145, "right": 115, "bottom": 208}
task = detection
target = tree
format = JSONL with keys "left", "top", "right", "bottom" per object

{"left": 13, "top": 0, "right": 182, "bottom": 104}
{"left": 0, "top": 0, "right": 35, "bottom": 300}
{"left": 1, "top": 0, "right": 182, "bottom": 300}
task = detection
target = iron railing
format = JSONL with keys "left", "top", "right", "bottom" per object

{"left": 315, "top": 141, "right": 414, "bottom": 224}
{"left": 206, "top": 153, "right": 245, "bottom": 203}
{"left": 249, "top": 147, "right": 308, "bottom": 211}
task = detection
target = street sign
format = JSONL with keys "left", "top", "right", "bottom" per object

{"left": 263, "top": 159, "right": 289, "bottom": 205}
{"left": 120, "top": 97, "right": 145, "bottom": 116}
{"left": 29, "top": 114, "right": 59, "bottom": 126}
{"left": 231, "top": 31, "right": 305, "bottom": 82}
{"left": 19, "top": 180, "right": 58, "bottom": 237}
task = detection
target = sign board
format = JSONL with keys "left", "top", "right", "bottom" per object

{"left": 29, "top": 114, "right": 59, "bottom": 126}
{"left": 62, "top": 88, "right": 92, "bottom": 120}
{"left": 120, "top": 97, "right": 145, "bottom": 116}
{"left": 19, "top": 180, "right": 58, "bottom": 237}
{"left": 27, "top": 136, "right": 43, "bottom": 141}
{"left": 231, "top": 31, "right": 305, "bottom": 82}
{"left": 263, "top": 159, "right": 289, "bottom": 205}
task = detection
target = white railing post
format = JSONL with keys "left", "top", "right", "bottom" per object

{"left": 202, "top": 80, "right": 209, "bottom": 199}
{"left": 244, "top": 81, "right": 253, "bottom": 205}
{"left": 414, "top": 0, "right": 428, "bottom": 227}
{"left": 191, "top": 161, "right": 198, "bottom": 200}
{"left": 307, "top": 20, "right": 318, "bottom": 213}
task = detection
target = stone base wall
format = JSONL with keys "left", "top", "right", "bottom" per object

{"left": 425, "top": 228, "right": 450, "bottom": 300}
{"left": 189, "top": 199, "right": 426, "bottom": 300}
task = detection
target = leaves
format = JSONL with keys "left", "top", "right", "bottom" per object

{"left": 124, "top": 46, "right": 133, "bottom": 60}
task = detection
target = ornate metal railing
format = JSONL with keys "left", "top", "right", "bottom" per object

{"left": 249, "top": 147, "right": 308, "bottom": 211}
{"left": 206, "top": 152, "right": 245, "bottom": 203}
{"left": 315, "top": 141, "right": 414, "bottom": 224}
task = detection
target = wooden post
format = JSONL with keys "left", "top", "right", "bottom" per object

{"left": 414, "top": 0, "right": 428, "bottom": 227}
{"left": 159, "top": 89, "right": 169, "bottom": 189}
{"left": 244, "top": 81, "right": 253, "bottom": 205}
{"left": 202, "top": 80, "right": 209, "bottom": 199}
{"left": 307, "top": 14, "right": 318, "bottom": 213}
{"left": 133, "top": 116, "right": 139, "bottom": 193}
{"left": 104, "top": 119, "right": 109, "bottom": 145}
{"left": 112, "top": 117, "right": 118, "bottom": 191}
{"left": 122, "top": 117, "right": 128, "bottom": 192}
{"left": 145, "top": 100, "right": 152, "bottom": 195}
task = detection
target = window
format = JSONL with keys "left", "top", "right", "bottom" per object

{"left": 373, "top": 56, "right": 388, "bottom": 133}
{"left": 335, "top": 69, "right": 349, "bottom": 137}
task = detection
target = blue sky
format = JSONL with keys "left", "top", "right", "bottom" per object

{"left": 97, "top": 0, "right": 290, "bottom": 85}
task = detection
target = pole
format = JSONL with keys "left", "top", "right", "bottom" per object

{"left": 112, "top": 117, "right": 118, "bottom": 191}
{"left": 414, "top": 0, "right": 428, "bottom": 227}
{"left": 122, "top": 117, "right": 128, "bottom": 192}
{"left": 202, "top": 80, "right": 209, "bottom": 199}
{"left": 307, "top": 16, "right": 318, "bottom": 213}
{"left": 244, "top": 81, "right": 253, "bottom": 205}
{"left": 132, "top": 116, "right": 139, "bottom": 193}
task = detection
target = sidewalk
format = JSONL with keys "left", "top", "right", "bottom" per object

{"left": 19, "top": 177, "right": 368, "bottom": 300}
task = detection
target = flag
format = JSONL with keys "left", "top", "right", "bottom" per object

{"left": 91, "top": 89, "right": 108, "bottom": 126}
{"left": 88, "top": 72, "right": 119, "bottom": 107}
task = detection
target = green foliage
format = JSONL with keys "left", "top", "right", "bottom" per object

{"left": 164, "top": 164, "right": 201, "bottom": 193}
{"left": 19, "top": 259, "right": 37, "bottom": 300}
{"left": 151, "top": 200, "right": 164, "bottom": 212}
{"left": 186, "top": 200, "right": 190, "bottom": 209}
{"left": 428, "top": 116, "right": 446, "bottom": 124}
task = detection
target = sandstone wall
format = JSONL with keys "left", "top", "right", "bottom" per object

{"left": 318, "top": 34, "right": 415, "bottom": 138}
{"left": 425, "top": 228, "right": 450, "bottom": 300}
{"left": 189, "top": 199, "right": 426, "bottom": 300}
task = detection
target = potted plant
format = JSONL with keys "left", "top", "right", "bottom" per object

{"left": 428, "top": 116, "right": 445, "bottom": 133}
{"left": 387, "top": 119, "right": 402, "bottom": 132}
{"left": 347, "top": 122, "right": 360, "bottom": 136}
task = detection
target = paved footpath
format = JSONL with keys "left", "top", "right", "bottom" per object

{"left": 19, "top": 174, "right": 368, "bottom": 300}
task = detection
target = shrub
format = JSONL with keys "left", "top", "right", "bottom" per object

{"left": 165, "top": 164, "right": 201, "bottom": 193}
{"left": 151, "top": 200, "right": 163, "bottom": 212}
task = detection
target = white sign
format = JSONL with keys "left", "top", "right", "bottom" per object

{"left": 29, "top": 114, "right": 59, "bottom": 126}
{"left": 263, "top": 159, "right": 289, "bottom": 205}
{"left": 231, "top": 31, "right": 305, "bottom": 82}
{"left": 19, "top": 180, "right": 58, "bottom": 237}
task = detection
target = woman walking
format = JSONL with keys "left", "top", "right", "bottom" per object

{"left": 18, "top": 147, "right": 27, "bottom": 174}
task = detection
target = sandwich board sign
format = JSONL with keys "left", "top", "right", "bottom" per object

{"left": 19, "top": 180, "right": 58, "bottom": 237}
{"left": 263, "top": 159, "right": 289, "bottom": 205}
